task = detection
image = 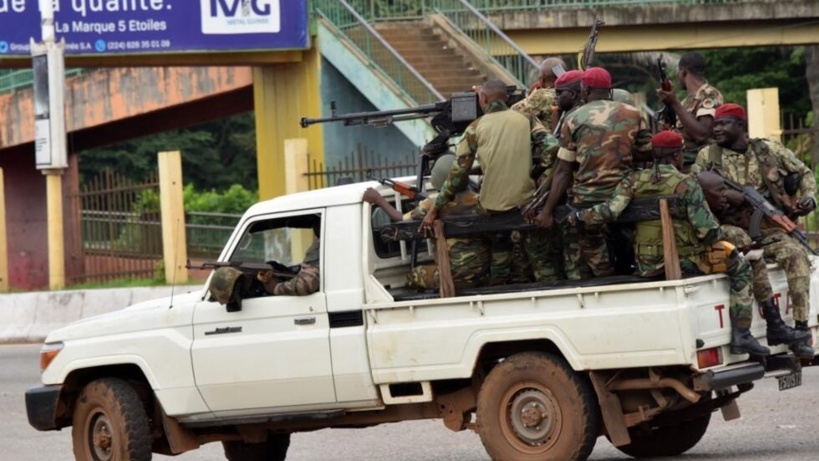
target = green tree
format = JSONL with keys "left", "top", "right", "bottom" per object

{"left": 79, "top": 113, "right": 258, "bottom": 191}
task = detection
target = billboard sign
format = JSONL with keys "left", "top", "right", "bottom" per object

{"left": 0, "top": 0, "right": 309, "bottom": 56}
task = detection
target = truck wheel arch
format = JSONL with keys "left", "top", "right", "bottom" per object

{"left": 56, "top": 364, "right": 154, "bottom": 429}
{"left": 473, "top": 338, "right": 572, "bottom": 380}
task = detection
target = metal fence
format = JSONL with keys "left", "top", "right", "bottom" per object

{"left": 305, "top": 145, "right": 418, "bottom": 190}
{"left": 0, "top": 68, "right": 84, "bottom": 94}
{"left": 70, "top": 169, "right": 162, "bottom": 284}
{"left": 186, "top": 211, "right": 240, "bottom": 260}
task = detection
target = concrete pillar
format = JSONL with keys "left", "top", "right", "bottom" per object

{"left": 45, "top": 170, "right": 65, "bottom": 290}
{"left": 0, "top": 168, "right": 7, "bottom": 293}
{"left": 746, "top": 88, "right": 781, "bottom": 141}
{"left": 284, "top": 138, "right": 313, "bottom": 260}
{"left": 254, "top": 44, "right": 324, "bottom": 201}
{"left": 158, "top": 151, "right": 188, "bottom": 285}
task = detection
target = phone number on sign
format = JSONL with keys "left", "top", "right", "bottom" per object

{"left": 105, "top": 40, "right": 172, "bottom": 51}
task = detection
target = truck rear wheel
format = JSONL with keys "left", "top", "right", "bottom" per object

{"left": 614, "top": 412, "right": 711, "bottom": 458}
{"left": 222, "top": 433, "right": 290, "bottom": 461}
{"left": 476, "top": 352, "right": 599, "bottom": 461}
{"left": 72, "top": 378, "right": 152, "bottom": 461}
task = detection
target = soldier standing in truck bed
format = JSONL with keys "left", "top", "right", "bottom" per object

{"left": 511, "top": 57, "right": 566, "bottom": 131}
{"left": 656, "top": 51, "right": 723, "bottom": 172}
{"left": 534, "top": 67, "right": 651, "bottom": 279}
{"left": 419, "top": 79, "right": 559, "bottom": 285}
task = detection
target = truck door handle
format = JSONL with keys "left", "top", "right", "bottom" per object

{"left": 294, "top": 317, "right": 316, "bottom": 326}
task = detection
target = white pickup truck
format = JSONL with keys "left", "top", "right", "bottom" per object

{"left": 26, "top": 180, "right": 817, "bottom": 461}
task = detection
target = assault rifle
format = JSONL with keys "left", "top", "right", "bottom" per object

{"left": 186, "top": 260, "right": 297, "bottom": 279}
{"left": 656, "top": 54, "right": 677, "bottom": 131}
{"left": 366, "top": 171, "right": 428, "bottom": 201}
{"left": 577, "top": 19, "right": 604, "bottom": 70}
{"left": 722, "top": 178, "right": 818, "bottom": 255}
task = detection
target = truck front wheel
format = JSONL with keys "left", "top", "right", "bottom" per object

{"left": 614, "top": 412, "right": 711, "bottom": 458}
{"left": 72, "top": 378, "right": 152, "bottom": 461}
{"left": 222, "top": 433, "right": 290, "bottom": 461}
{"left": 476, "top": 352, "right": 599, "bottom": 461}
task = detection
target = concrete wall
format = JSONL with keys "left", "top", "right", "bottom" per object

{"left": 319, "top": 57, "right": 419, "bottom": 168}
{"left": 0, "top": 284, "right": 202, "bottom": 343}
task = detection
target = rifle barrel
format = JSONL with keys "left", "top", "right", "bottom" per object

{"left": 301, "top": 103, "right": 443, "bottom": 128}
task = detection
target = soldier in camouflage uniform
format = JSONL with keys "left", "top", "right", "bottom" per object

{"left": 535, "top": 67, "right": 652, "bottom": 279}
{"left": 574, "top": 131, "right": 769, "bottom": 357}
{"left": 511, "top": 57, "right": 565, "bottom": 131}
{"left": 692, "top": 104, "right": 816, "bottom": 357}
{"left": 697, "top": 171, "right": 812, "bottom": 357}
{"left": 264, "top": 225, "right": 321, "bottom": 296}
{"left": 419, "top": 80, "right": 559, "bottom": 285}
{"left": 364, "top": 154, "right": 490, "bottom": 290}
{"left": 656, "top": 51, "right": 723, "bottom": 172}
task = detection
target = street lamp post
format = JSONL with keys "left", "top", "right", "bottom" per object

{"left": 31, "top": 0, "right": 67, "bottom": 290}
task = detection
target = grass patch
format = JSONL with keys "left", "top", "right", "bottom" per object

{"left": 67, "top": 277, "right": 167, "bottom": 291}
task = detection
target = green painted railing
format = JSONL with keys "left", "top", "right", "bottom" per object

{"left": 0, "top": 68, "right": 84, "bottom": 94}
{"left": 315, "top": 0, "right": 443, "bottom": 105}
{"left": 468, "top": 0, "right": 745, "bottom": 11}
{"left": 347, "top": 0, "right": 745, "bottom": 18}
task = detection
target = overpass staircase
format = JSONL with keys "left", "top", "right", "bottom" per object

{"left": 314, "top": 0, "right": 538, "bottom": 148}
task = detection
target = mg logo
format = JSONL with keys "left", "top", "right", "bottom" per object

{"left": 201, "top": 0, "right": 281, "bottom": 35}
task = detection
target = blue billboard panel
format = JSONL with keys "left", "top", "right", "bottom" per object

{"left": 0, "top": 0, "right": 309, "bottom": 56}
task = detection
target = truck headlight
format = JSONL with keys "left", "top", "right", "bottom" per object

{"left": 39, "top": 342, "right": 64, "bottom": 372}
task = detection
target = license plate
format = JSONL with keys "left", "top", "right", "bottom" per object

{"left": 778, "top": 370, "right": 802, "bottom": 391}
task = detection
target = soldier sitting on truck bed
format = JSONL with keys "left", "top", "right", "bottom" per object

{"left": 697, "top": 171, "right": 813, "bottom": 359}
{"left": 571, "top": 131, "right": 770, "bottom": 358}
{"left": 364, "top": 154, "right": 490, "bottom": 290}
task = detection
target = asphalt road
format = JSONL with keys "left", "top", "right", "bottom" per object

{"left": 6, "top": 343, "right": 819, "bottom": 461}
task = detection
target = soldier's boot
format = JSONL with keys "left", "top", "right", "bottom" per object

{"left": 761, "top": 300, "right": 810, "bottom": 346}
{"left": 790, "top": 321, "right": 815, "bottom": 360}
{"left": 730, "top": 327, "right": 771, "bottom": 358}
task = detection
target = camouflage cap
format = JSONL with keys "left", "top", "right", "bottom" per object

{"left": 209, "top": 267, "right": 245, "bottom": 307}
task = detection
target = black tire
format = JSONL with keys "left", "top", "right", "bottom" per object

{"left": 223, "top": 433, "right": 290, "bottom": 461}
{"left": 72, "top": 378, "right": 152, "bottom": 461}
{"left": 615, "top": 412, "right": 711, "bottom": 458}
{"left": 476, "top": 352, "right": 599, "bottom": 461}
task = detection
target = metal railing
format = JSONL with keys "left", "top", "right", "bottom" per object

{"left": 305, "top": 144, "right": 418, "bottom": 190}
{"left": 431, "top": 0, "right": 539, "bottom": 86}
{"left": 315, "top": 0, "right": 443, "bottom": 105}
{"left": 0, "top": 68, "right": 84, "bottom": 94}
{"left": 186, "top": 211, "right": 241, "bottom": 259}
{"left": 463, "top": 0, "right": 747, "bottom": 10}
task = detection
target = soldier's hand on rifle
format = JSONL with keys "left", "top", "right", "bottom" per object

{"left": 257, "top": 270, "right": 281, "bottom": 294}
{"left": 418, "top": 208, "right": 438, "bottom": 237}
{"left": 656, "top": 86, "right": 678, "bottom": 105}
{"left": 794, "top": 196, "right": 816, "bottom": 216}
{"left": 534, "top": 210, "right": 555, "bottom": 229}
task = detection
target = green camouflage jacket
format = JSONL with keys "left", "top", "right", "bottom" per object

{"left": 557, "top": 99, "right": 652, "bottom": 205}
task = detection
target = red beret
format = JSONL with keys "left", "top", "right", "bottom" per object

{"left": 555, "top": 70, "right": 584, "bottom": 89}
{"left": 651, "top": 130, "right": 684, "bottom": 149}
{"left": 581, "top": 67, "right": 611, "bottom": 89}
{"left": 714, "top": 103, "right": 746, "bottom": 121}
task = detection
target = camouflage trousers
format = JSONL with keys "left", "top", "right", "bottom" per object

{"left": 563, "top": 221, "right": 613, "bottom": 280}
{"left": 407, "top": 238, "right": 490, "bottom": 290}
{"left": 720, "top": 225, "right": 774, "bottom": 304}
{"left": 761, "top": 228, "right": 812, "bottom": 322}
{"left": 490, "top": 229, "right": 562, "bottom": 285}
{"left": 681, "top": 251, "right": 754, "bottom": 328}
